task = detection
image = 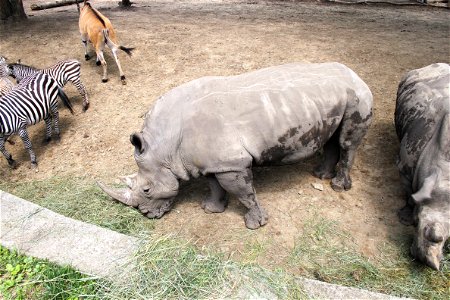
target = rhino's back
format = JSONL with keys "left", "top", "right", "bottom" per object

{"left": 148, "top": 63, "right": 371, "bottom": 173}
{"left": 395, "top": 63, "right": 450, "bottom": 178}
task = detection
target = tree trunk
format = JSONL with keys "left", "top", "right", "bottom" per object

{"left": 30, "top": 0, "right": 81, "bottom": 11}
{"left": 119, "top": 0, "right": 132, "bottom": 7}
{"left": 0, "top": 0, "right": 27, "bottom": 20}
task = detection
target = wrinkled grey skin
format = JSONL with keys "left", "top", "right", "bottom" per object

{"left": 99, "top": 62, "right": 373, "bottom": 229}
{"left": 395, "top": 63, "right": 450, "bottom": 270}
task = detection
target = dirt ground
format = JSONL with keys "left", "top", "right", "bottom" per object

{"left": 1, "top": 0, "right": 449, "bottom": 270}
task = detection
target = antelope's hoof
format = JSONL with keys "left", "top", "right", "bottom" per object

{"left": 96, "top": 60, "right": 101, "bottom": 66}
{"left": 85, "top": 54, "right": 90, "bottom": 61}
{"left": 102, "top": 78, "right": 108, "bottom": 83}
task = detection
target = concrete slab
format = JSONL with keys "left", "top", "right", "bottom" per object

{"left": 0, "top": 190, "right": 412, "bottom": 299}
{"left": 0, "top": 190, "right": 138, "bottom": 278}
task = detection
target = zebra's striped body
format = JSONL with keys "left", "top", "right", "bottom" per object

{"left": 8, "top": 59, "right": 89, "bottom": 111}
{"left": 0, "top": 72, "right": 74, "bottom": 168}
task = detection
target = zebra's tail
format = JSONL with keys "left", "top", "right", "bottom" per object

{"left": 102, "top": 29, "right": 135, "bottom": 57}
{"left": 58, "top": 87, "right": 74, "bottom": 115}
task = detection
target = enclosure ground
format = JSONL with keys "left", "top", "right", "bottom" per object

{"left": 0, "top": 0, "right": 449, "bottom": 298}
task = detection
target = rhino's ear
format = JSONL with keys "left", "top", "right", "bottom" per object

{"left": 411, "top": 174, "right": 437, "bottom": 204}
{"left": 130, "top": 132, "right": 146, "bottom": 154}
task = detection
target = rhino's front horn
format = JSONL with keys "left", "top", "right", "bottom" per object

{"left": 97, "top": 181, "right": 139, "bottom": 207}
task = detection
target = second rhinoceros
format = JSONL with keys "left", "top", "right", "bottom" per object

{"left": 395, "top": 63, "right": 450, "bottom": 270}
{"left": 99, "top": 62, "right": 373, "bottom": 229}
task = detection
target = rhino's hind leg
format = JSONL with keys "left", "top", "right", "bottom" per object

{"left": 331, "top": 114, "right": 370, "bottom": 191}
{"left": 313, "top": 131, "right": 340, "bottom": 179}
{"left": 201, "top": 175, "right": 228, "bottom": 213}
{"left": 215, "top": 169, "right": 268, "bottom": 229}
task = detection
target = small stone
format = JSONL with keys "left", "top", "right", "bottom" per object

{"left": 83, "top": 133, "right": 89, "bottom": 138}
{"left": 297, "top": 190, "right": 304, "bottom": 195}
{"left": 311, "top": 183, "right": 324, "bottom": 191}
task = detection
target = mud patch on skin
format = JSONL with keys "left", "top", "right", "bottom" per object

{"left": 260, "top": 122, "right": 338, "bottom": 165}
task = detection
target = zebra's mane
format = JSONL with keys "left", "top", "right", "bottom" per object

{"left": 10, "top": 62, "right": 38, "bottom": 72}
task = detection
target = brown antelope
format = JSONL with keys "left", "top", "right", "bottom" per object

{"left": 79, "top": 0, "right": 134, "bottom": 84}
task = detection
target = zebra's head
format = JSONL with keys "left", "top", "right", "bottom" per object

{"left": 7, "top": 60, "right": 38, "bottom": 83}
{"left": 0, "top": 56, "right": 8, "bottom": 77}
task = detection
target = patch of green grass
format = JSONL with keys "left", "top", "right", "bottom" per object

{"left": 1, "top": 239, "right": 307, "bottom": 300}
{"left": 96, "top": 234, "right": 307, "bottom": 299}
{"left": 0, "top": 176, "right": 155, "bottom": 235}
{"left": 0, "top": 246, "right": 98, "bottom": 300}
{"left": 290, "top": 216, "right": 450, "bottom": 300}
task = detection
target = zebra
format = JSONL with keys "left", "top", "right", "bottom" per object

{"left": 0, "top": 72, "right": 74, "bottom": 168}
{"left": 8, "top": 59, "right": 90, "bottom": 111}
{"left": 0, "top": 57, "right": 14, "bottom": 97}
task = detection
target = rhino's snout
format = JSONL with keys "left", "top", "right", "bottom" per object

{"left": 410, "top": 235, "right": 445, "bottom": 271}
{"left": 139, "top": 198, "right": 175, "bottom": 219}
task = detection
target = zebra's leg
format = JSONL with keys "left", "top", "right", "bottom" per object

{"left": 18, "top": 128, "right": 37, "bottom": 168}
{"left": 42, "top": 116, "right": 52, "bottom": 144}
{"left": 108, "top": 42, "right": 127, "bottom": 85}
{"left": 81, "top": 33, "right": 90, "bottom": 61}
{"left": 50, "top": 104, "right": 61, "bottom": 142}
{"left": 71, "top": 77, "right": 89, "bottom": 111}
{"left": 0, "top": 135, "right": 16, "bottom": 168}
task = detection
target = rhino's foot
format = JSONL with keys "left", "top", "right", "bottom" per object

{"left": 244, "top": 207, "right": 268, "bottom": 230}
{"left": 398, "top": 205, "right": 414, "bottom": 226}
{"left": 331, "top": 176, "right": 352, "bottom": 192}
{"left": 313, "top": 166, "right": 336, "bottom": 180}
{"left": 201, "top": 196, "right": 228, "bottom": 213}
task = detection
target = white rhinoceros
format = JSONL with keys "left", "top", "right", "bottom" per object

{"left": 395, "top": 63, "right": 450, "bottom": 270}
{"left": 99, "top": 62, "right": 373, "bottom": 229}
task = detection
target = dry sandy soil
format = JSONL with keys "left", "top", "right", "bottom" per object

{"left": 1, "top": 0, "right": 449, "bottom": 270}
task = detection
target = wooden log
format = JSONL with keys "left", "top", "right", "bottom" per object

{"left": 30, "top": 0, "right": 81, "bottom": 11}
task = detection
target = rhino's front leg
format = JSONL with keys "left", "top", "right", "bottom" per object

{"left": 215, "top": 169, "right": 268, "bottom": 229}
{"left": 201, "top": 175, "right": 228, "bottom": 213}
{"left": 397, "top": 172, "right": 415, "bottom": 226}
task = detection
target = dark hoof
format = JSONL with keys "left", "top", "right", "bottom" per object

{"left": 8, "top": 158, "right": 17, "bottom": 169}
{"left": 54, "top": 135, "right": 61, "bottom": 143}
{"left": 102, "top": 78, "right": 108, "bottom": 83}
{"left": 42, "top": 137, "right": 51, "bottom": 145}
{"left": 85, "top": 54, "right": 90, "bottom": 61}
{"left": 244, "top": 207, "right": 268, "bottom": 230}
{"left": 83, "top": 102, "right": 90, "bottom": 112}
{"left": 331, "top": 177, "right": 351, "bottom": 192}
{"left": 31, "top": 162, "right": 38, "bottom": 169}
{"left": 96, "top": 60, "right": 101, "bottom": 66}
{"left": 201, "top": 198, "right": 227, "bottom": 214}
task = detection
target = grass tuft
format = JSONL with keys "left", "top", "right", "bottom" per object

{"left": 0, "top": 176, "right": 155, "bottom": 235}
{"left": 290, "top": 216, "right": 450, "bottom": 300}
